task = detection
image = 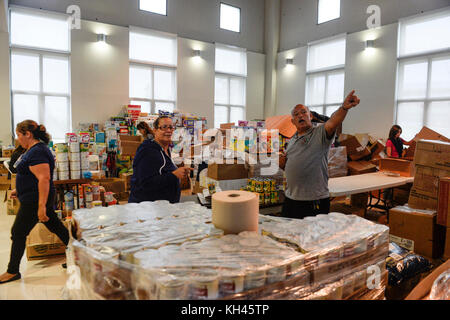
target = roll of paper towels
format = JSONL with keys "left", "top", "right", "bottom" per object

{"left": 212, "top": 190, "right": 259, "bottom": 234}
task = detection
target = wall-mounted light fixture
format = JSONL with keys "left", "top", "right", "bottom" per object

{"left": 286, "top": 58, "right": 294, "bottom": 65}
{"left": 193, "top": 49, "right": 201, "bottom": 57}
{"left": 97, "top": 34, "right": 107, "bottom": 43}
{"left": 365, "top": 40, "right": 374, "bottom": 49}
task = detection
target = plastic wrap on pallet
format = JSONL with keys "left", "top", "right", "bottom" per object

{"left": 328, "top": 146, "right": 348, "bottom": 178}
{"left": 65, "top": 202, "right": 389, "bottom": 300}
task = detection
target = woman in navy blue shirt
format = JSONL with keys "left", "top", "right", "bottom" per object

{"left": 129, "top": 116, "right": 192, "bottom": 203}
{"left": 0, "top": 120, "right": 69, "bottom": 284}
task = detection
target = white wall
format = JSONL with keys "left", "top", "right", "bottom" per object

{"left": 70, "top": 20, "right": 130, "bottom": 130}
{"left": 280, "top": 0, "right": 450, "bottom": 51}
{"left": 10, "top": 0, "right": 265, "bottom": 53}
{"left": 0, "top": 30, "right": 11, "bottom": 146}
{"left": 343, "top": 23, "right": 399, "bottom": 140}
{"left": 275, "top": 46, "right": 307, "bottom": 116}
{"left": 177, "top": 38, "right": 215, "bottom": 128}
{"left": 247, "top": 52, "right": 266, "bottom": 121}
{"left": 274, "top": 23, "right": 399, "bottom": 140}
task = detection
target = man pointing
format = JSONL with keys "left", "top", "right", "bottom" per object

{"left": 279, "top": 90, "right": 360, "bottom": 219}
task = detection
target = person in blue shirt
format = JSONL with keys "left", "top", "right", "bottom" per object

{"left": 0, "top": 120, "right": 69, "bottom": 284}
{"left": 129, "top": 116, "right": 192, "bottom": 203}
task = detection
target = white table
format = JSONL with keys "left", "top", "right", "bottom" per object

{"left": 329, "top": 172, "right": 414, "bottom": 197}
{"left": 329, "top": 172, "right": 414, "bottom": 220}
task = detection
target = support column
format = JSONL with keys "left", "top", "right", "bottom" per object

{"left": 263, "top": 0, "right": 280, "bottom": 119}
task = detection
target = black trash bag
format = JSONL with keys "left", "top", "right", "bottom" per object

{"left": 386, "top": 242, "right": 432, "bottom": 286}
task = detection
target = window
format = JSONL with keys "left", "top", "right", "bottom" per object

{"left": 10, "top": 7, "right": 71, "bottom": 142}
{"left": 214, "top": 45, "right": 247, "bottom": 128}
{"left": 396, "top": 9, "right": 450, "bottom": 140}
{"left": 129, "top": 27, "right": 177, "bottom": 114}
{"left": 305, "top": 35, "right": 346, "bottom": 116}
{"left": 220, "top": 3, "right": 240, "bottom": 33}
{"left": 318, "top": 0, "right": 340, "bottom": 24}
{"left": 139, "top": 0, "right": 167, "bottom": 16}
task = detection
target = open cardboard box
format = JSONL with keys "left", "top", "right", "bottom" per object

{"left": 405, "top": 259, "right": 450, "bottom": 300}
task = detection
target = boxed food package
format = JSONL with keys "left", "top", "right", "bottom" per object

{"left": 379, "top": 158, "right": 414, "bottom": 177}
{"left": 437, "top": 177, "right": 450, "bottom": 227}
{"left": 413, "top": 140, "right": 450, "bottom": 172}
{"left": 347, "top": 161, "right": 377, "bottom": 175}
{"left": 389, "top": 205, "right": 445, "bottom": 259}
{"left": 207, "top": 162, "right": 248, "bottom": 180}
{"left": 26, "top": 220, "right": 70, "bottom": 260}
{"left": 408, "top": 165, "right": 450, "bottom": 210}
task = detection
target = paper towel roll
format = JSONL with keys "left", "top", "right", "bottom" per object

{"left": 212, "top": 190, "right": 259, "bottom": 235}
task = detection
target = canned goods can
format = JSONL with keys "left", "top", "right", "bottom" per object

{"left": 85, "top": 201, "right": 93, "bottom": 209}
{"left": 83, "top": 184, "right": 92, "bottom": 193}
{"left": 92, "top": 200, "right": 102, "bottom": 207}
{"left": 270, "top": 191, "right": 278, "bottom": 204}
{"left": 219, "top": 273, "right": 244, "bottom": 296}
{"left": 270, "top": 179, "right": 276, "bottom": 192}
{"left": 255, "top": 179, "right": 263, "bottom": 193}
{"left": 68, "top": 142, "right": 80, "bottom": 153}
{"left": 70, "top": 170, "right": 81, "bottom": 179}
{"left": 85, "top": 192, "right": 93, "bottom": 202}
{"left": 158, "top": 278, "right": 187, "bottom": 300}
{"left": 208, "top": 183, "right": 216, "bottom": 194}
{"left": 104, "top": 192, "right": 114, "bottom": 203}
{"left": 70, "top": 161, "right": 81, "bottom": 170}
{"left": 56, "top": 152, "right": 69, "bottom": 162}
{"left": 247, "top": 178, "right": 253, "bottom": 190}
{"left": 263, "top": 179, "right": 270, "bottom": 192}
{"left": 258, "top": 193, "right": 264, "bottom": 205}
{"left": 264, "top": 192, "right": 271, "bottom": 205}
{"left": 57, "top": 161, "right": 70, "bottom": 171}
{"left": 244, "top": 270, "right": 266, "bottom": 290}
{"left": 190, "top": 274, "right": 219, "bottom": 299}
{"left": 267, "top": 264, "right": 287, "bottom": 284}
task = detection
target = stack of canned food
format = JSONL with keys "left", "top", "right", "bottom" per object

{"left": 241, "top": 178, "right": 279, "bottom": 206}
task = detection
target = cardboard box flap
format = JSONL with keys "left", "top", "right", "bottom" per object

{"left": 410, "top": 126, "right": 450, "bottom": 143}
{"left": 265, "top": 115, "right": 297, "bottom": 138}
{"left": 390, "top": 204, "right": 436, "bottom": 217}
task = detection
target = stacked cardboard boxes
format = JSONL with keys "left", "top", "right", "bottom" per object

{"left": 408, "top": 140, "right": 450, "bottom": 210}
{"left": 26, "top": 220, "right": 70, "bottom": 260}
{"left": 437, "top": 178, "right": 450, "bottom": 259}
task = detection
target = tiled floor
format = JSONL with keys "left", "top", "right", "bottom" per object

{"left": 0, "top": 191, "right": 67, "bottom": 300}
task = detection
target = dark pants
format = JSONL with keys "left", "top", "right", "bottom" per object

{"left": 7, "top": 201, "right": 69, "bottom": 274}
{"left": 281, "top": 196, "right": 330, "bottom": 219}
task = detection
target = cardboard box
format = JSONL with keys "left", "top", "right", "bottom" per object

{"left": 0, "top": 163, "right": 8, "bottom": 174}
{"left": 220, "top": 123, "right": 235, "bottom": 130}
{"left": 350, "top": 192, "right": 368, "bottom": 208}
{"left": 347, "top": 161, "right": 377, "bottom": 175}
{"left": 2, "top": 148, "right": 14, "bottom": 158}
{"left": 95, "top": 178, "right": 126, "bottom": 194}
{"left": 445, "top": 227, "right": 450, "bottom": 260}
{"left": 408, "top": 165, "right": 450, "bottom": 210}
{"left": 369, "top": 140, "right": 386, "bottom": 157}
{"left": 413, "top": 140, "right": 450, "bottom": 171}
{"left": 207, "top": 162, "right": 248, "bottom": 180}
{"left": 119, "top": 141, "right": 141, "bottom": 156}
{"left": 0, "top": 174, "right": 9, "bottom": 191}
{"left": 6, "top": 190, "right": 20, "bottom": 215}
{"left": 389, "top": 205, "right": 445, "bottom": 258}
{"left": 26, "top": 220, "right": 70, "bottom": 260}
{"left": 120, "top": 172, "right": 133, "bottom": 191}
{"left": 392, "top": 183, "right": 412, "bottom": 206}
{"left": 379, "top": 158, "right": 415, "bottom": 177}
{"left": 339, "top": 135, "right": 371, "bottom": 161}
{"left": 437, "top": 177, "right": 450, "bottom": 227}
{"left": 119, "top": 134, "right": 142, "bottom": 142}
{"left": 405, "top": 259, "right": 450, "bottom": 300}
{"left": 411, "top": 126, "right": 450, "bottom": 143}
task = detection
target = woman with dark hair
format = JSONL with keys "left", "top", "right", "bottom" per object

{"left": 0, "top": 120, "right": 69, "bottom": 284}
{"left": 386, "top": 125, "right": 412, "bottom": 158}
{"left": 136, "top": 121, "right": 154, "bottom": 140}
{"left": 129, "top": 116, "right": 192, "bottom": 203}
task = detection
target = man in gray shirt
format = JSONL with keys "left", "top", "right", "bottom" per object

{"left": 279, "top": 90, "right": 360, "bottom": 219}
